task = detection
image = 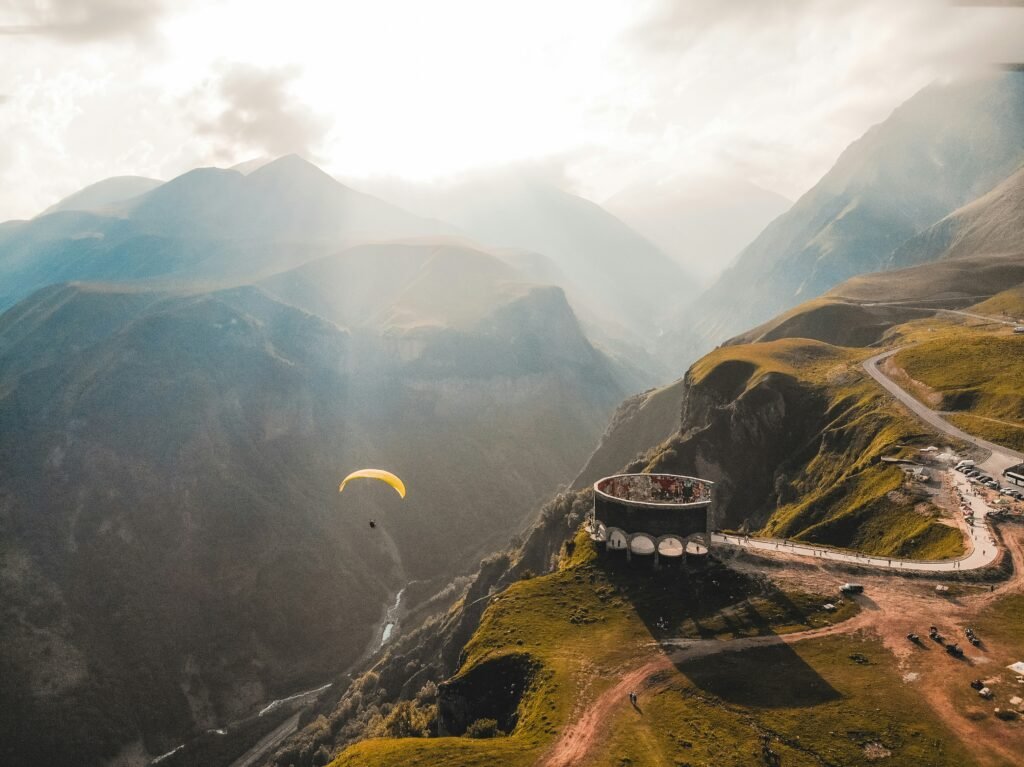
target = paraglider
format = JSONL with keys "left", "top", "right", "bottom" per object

{"left": 338, "top": 469, "right": 407, "bottom": 499}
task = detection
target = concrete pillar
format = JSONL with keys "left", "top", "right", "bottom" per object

{"left": 626, "top": 547, "right": 632, "bottom": 563}
{"left": 653, "top": 551, "right": 660, "bottom": 570}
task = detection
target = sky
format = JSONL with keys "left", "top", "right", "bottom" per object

{"left": 0, "top": 0, "right": 1022, "bottom": 221}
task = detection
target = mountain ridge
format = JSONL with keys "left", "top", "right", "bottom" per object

{"left": 671, "top": 71, "right": 1024, "bottom": 364}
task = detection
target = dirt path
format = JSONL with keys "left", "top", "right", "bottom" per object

{"left": 538, "top": 612, "right": 874, "bottom": 767}
{"left": 541, "top": 659, "right": 672, "bottom": 767}
{"left": 540, "top": 524, "right": 1024, "bottom": 767}
{"left": 542, "top": 339, "right": 1024, "bottom": 767}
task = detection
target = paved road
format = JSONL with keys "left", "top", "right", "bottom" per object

{"left": 711, "top": 346, "right": 1022, "bottom": 573}
{"left": 863, "top": 349, "right": 1023, "bottom": 479}
{"left": 932, "top": 307, "right": 1019, "bottom": 327}
{"left": 712, "top": 519, "right": 997, "bottom": 573}
{"left": 853, "top": 299, "right": 1019, "bottom": 328}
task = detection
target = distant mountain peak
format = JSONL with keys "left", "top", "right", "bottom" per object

{"left": 228, "top": 156, "right": 275, "bottom": 175}
{"left": 249, "top": 153, "right": 337, "bottom": 184}
{"left": 39, "top": 175, "right": 163, "bottom": 218}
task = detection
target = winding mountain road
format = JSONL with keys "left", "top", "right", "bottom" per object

{"left": 710, "top": 346, "right": 1023, "bottom": 573}
{"left": 862, "top": 348, "right": 1023, "bottom": 478}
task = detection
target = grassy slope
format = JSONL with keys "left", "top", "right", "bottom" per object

{"left": 331, "top": 533, "right": 974, "bottom": 767}
{"left": 683, "top": 339, "right": 965, "bottom": 559}
{"left": 758, "top": 315, "right": 1024, "bottom": 554}
{"left": 893, "top": 329, "right": 1024, "bottom": 452}
{"left": 596, "top": 635, "right": 969, "bottom": 767}
{"left": 970, "top": 284, "right": 1024, "bottom": 319}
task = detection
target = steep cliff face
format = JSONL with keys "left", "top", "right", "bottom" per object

{"left": 643, "top": 356, "right": 832, "bottom": 531}
{"left": 635, "top": 340, "right": 962, "bottom": 559}
{"left": 435, "top": 653, "right": 537, "bottom": 736}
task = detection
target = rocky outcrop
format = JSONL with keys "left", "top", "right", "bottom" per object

{"left": 436, "top": 653, "right": 538, "bottom": 736}
{"left": 646, "top": 365, "right": 828, "bottom": 531}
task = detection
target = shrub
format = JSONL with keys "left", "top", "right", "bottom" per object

{"left": 415, "top": 681, "right": 438, "bottom": 703}
{"left": 370, "top": 700, "right": 435, "bottom": 738}
{"left": 465, "top": 718, "right": 504, "bottom": 739}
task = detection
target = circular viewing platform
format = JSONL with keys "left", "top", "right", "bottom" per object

{"left": 589, "top": 473, "right": 714, "bottom": 562}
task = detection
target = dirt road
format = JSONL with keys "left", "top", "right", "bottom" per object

{"left": 863, "top": 348, "right": 1023, "bottom": 478}
{"left": 538, "top": 612, "right": 873, "bottom": 767}
{"left": 541, "top": 526, "right": 1024, "bottom": 767}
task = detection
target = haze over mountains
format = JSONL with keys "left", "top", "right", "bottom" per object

{"left": 0, "top": 278, "right": 624, "bottom": 765}
{"left": 2, "top": 68, "right": 1024, "bottom": 767}
{"left": 355, "top": 172, "right": 696, "bottom": 357}
{"left": 672, "top": 71, "right": 1024, "bottom": 362}
{"left": 604, "top": 176, "right": 792, "bottom": 285}
{"left": 0, "top": 156, "right": 444, "bottom": 313}
{"left": 263, "top": 140, "right": 1024, "bottom": 767}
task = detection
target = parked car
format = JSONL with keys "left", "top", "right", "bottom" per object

{"left": 986, "top": 480, "right": 1000, "bottom": 489}
{"left": 840, "top": 583, "right": 864, "bottom": 594}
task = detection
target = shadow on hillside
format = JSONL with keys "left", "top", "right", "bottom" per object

{"left": 599, "top": 552, "right": 841, "bottom": 708}
{"left": 674, "top": 641, "right": 841, "bottom": 708}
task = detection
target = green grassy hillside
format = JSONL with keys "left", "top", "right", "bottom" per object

{"left": 329, "top": 533, "right": 970, "bottom": 767}
{"left": 970, "top": 285, "right": 1024, "bottom": 318}
{"left": 893, "top": 332, "right": 1024, "bottom": 451}
{"left": 637, "top": 338, "right": 966, "bottom": 559}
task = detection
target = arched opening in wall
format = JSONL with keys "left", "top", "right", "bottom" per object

{"left": 607, "top": 528, "right": 628, "bottom": 550}
{"left": 629, "top": 534, "right": 655, "bottom": 556}
{"left": 657, "top": 536, "right": 684, "bottom": 558}
{"left": 685, "top": 537, "right": 709, "bottom": 557}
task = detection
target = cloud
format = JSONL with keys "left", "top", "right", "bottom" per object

{"left": 0, "top": 0, "right": 171, "bottom": 43}
{"left": 190, "top": 63, "right": 333, "bottom": 164}
{"left": 628, "top": 0, "right": 819, "bottom": 52}
{"left": 595, "top": 0, "right": 1024, "bottom": 200}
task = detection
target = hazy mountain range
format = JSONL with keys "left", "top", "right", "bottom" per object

{"left": 671, "top": 70, "right": 1024, "bottom": 363}
{"left": 604, "top": 176, "right": 792, "bottom": 285}
{"left": 265, "top": 143, "right": 1024, "bottom": 767}
{"left": 354, "top": 171, "right": 697, "bottom": 357}
{"left": 2, "top": 70, "right": 1024, "bottom": 767}
{"left": 0, "top": 276, "right": 624, "bottom": 765}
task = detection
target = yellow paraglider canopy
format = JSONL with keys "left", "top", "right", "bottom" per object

{"left": 338, "top": 469, "right": 407, "bottom": 499}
